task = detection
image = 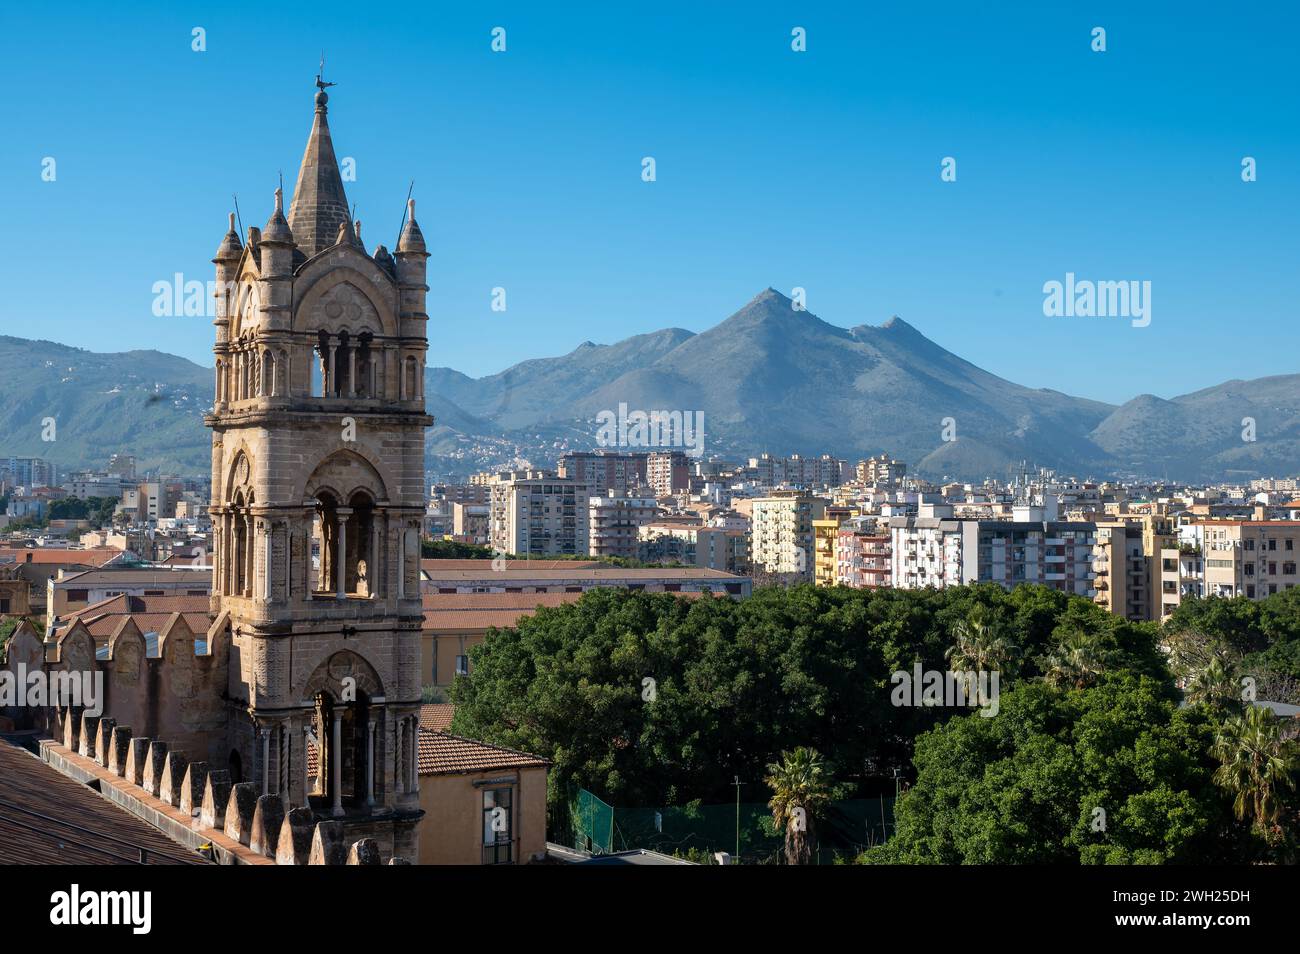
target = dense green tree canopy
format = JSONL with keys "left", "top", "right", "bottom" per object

{"left": 864, "top": 674, "right": 1250, "bottom": 864}
{"left": 448, "top": 582, "right": 1297, "bottom": 861}
{"left": 450, "top": 583, "right": 1165, "bottom": 808}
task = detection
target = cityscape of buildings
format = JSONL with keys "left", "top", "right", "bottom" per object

{"left": 9, "top": 444, "right": 1300, "bottom": 652}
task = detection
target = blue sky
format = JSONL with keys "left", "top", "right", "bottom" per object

{"left": 1, "top": 1, "right": 1295, "bottom": 405}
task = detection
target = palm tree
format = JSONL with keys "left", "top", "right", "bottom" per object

{"left": 765, "top": 747, "right": 832, "bottom": 865}
{"left": 945, "top": 604, "right": 1016, "bottom": 675}
{"left": 1211, "top": 705, "right": 1298, "bottom": 845}
{"left": 1040, "top": 629, "right": 1109, "bottom": 689}
{"left": 1186, "top": 656, "right": 1242, "bottom": 710}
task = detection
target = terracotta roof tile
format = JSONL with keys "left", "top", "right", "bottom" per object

{"left": 419, "top": 703, "right": 455, "bottom": 732}
{"left": 417, "top": 728, "right": 547, "bottom": 776}
{"left": 0, "top": 548, "right": 124, "bottom": 566}
{"left": 0, "top": 742, "right": 206, "bottom": 865}
{"left": 419, "top": 559, "right": 606, "bottom": 571}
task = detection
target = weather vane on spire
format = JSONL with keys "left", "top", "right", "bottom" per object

{"left": 316, "top": 54, "right": 336, "bottom": 93}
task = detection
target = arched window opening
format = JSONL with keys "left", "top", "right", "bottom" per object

{"left": 347, "top": 491, "right": 377, "bottom": 597}
{"left": 312, "top": 492, "right": 340, "bottom": 596}
{"left": 311, "top": 337, "right": 326, "bottom": 397}
{"left": 261, "top": 350, "right": 274, "bottom": 397}
{"left": 310, "top": 688, "right": 373, "bottom": 815}
{"left": 228, "top": 487, "right": 254, "bottom": 598}
{"left": 310, "top": 489, "right": 379, "bottom": 599}
{"left": 403, "top": 356, "right": 418, "bottom": 401}
{"left": 357, "top": 333, "right": 373, "bottom": 398}
{"left": 336, "top": 330, "right": 353, "bottom": 397}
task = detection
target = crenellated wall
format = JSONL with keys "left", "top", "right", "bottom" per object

{"left": 1, "top": 612, "right": 230, "bottom": 765}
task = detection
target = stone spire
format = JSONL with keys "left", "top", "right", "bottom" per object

{"left": 214, "top": 212, "right": 243, "bottom": 263}
{"left": 396, "top": 199, "right": 426, "bottom": 254}
{"left": 286, "top": 85, "right": 351, "bottom": 258}
{"left": 262, "top": 187, "right": 295, "bottom": 246}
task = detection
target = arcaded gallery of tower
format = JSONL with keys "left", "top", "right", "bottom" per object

{"left": 205, "top": 83, "right": 432, "bottom": 858}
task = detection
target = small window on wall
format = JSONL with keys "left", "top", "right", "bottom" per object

{"left": 482, "top": 787, "right": 513, "bottom": 864}
{"left": 455, "top": 655, "right": 469, "bottom": 677}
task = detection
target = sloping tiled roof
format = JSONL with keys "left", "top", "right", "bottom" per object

{"left": 0, "top": 742, "right": 207, "bottom": 864}
{"left": 0, "top": 548, "right": 124, "bottom": 567}
{"left": 422, "top": 592, "right": 583, "bottom": 611}
{"left": 420, "top": 566, "right": 740, "bottom": 582}
{"left": 421, "top": 592, "right": 583, "bottom": 632}
{"left": 419, "top": 558, "right": 606, "bottom": 572}
{"left": 63, "top": 594, "right": 211, "bottom": 641}
{"left": 421, "top": 590, "right": 713, "bottom": 633}
{"left": 55, "top": 567, "right": 211, "bottom": 586}
{"left": 417, "top": 728, "right": 547, "bottom": 776}
{"left": 419, "top": 703, "right": 455, "bottom": 732}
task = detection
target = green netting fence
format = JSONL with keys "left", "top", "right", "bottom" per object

{"left": 570, "top": 790, "right": 895, "bottom": 864}
{"left": 574, "top": 788, "right": 616, "bottom": 854}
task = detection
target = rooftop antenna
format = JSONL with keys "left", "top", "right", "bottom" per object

{"left": 232, "top": 194, "right": 244, "bottom": 235}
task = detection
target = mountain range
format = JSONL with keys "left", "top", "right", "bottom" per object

{"left": 3, "top": 288, "right": 1298, "bottom": 482}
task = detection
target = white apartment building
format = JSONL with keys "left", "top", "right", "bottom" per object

{"left": 889, "top": 503, "right": 1098, "bottom": 597}
{"left": 751, "top": 491, "right": 827, "bottom": 580}
{"left": 1198, "top": 520, "right": 1300, "bottom": 599}
{"left": 637, "top": 523, "right": 749, "bottom": 573}
{"left": 488, "top": 471, "right": 590, "bottom": 557}
{"left": 589, "top": 491, "right": 659, "bottom": 560}
{"left": 749, "top": 454, "right": 848, "bottom": 490}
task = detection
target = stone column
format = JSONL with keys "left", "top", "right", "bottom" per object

{"left": 260, "top": 727, "right": 271, "bottom": 796}
{"left": 224, "top": 516, "right": 234, "bottom": 594}
{"left": 262, "top": 523, "right": 273, "bottom": 601}
{"left": 395, "top": 718, "right": 405, "bottom": 795}
{"left": 366, "top": 719, "right": 376, "bottom": 807}
{"left": 214, "top": 519, "right": 224, "bottom": 594}
{"left": 409, "top": 716, "right": 419, "bottom": 795}
{"left": 331, "top": 709, "right": 344, "bottom": 817}
{"left": 304, "top": 516, "right": 315, "bottom": 600}
{"left": 397, "top": 526, "right": 406, "bottom": 600}
{"left": 347, "top": 347, "right": 356, "bottom": 398}
{"left": 327, "top": 342, "right": 337, "bottom": 396}
{"left": 231, "top": 514, "right": 241, "bottom": 597}
{"left": 302, "top": 722, "right": 312, "bottom": 801}
{"left": 243, "top": 514, "right": 253, "bottom": 597}
{"left": 335, "top": 509, "right": 351, "bottom": 599}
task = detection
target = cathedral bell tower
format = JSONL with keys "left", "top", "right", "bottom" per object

{"left": 205, "top": 81, "right": 432, "bottom": 858}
